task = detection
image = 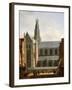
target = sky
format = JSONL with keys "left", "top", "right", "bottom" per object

{"left": 19, "top": 10, "right": 64, "bottom": 41}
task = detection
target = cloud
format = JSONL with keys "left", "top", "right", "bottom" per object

{"left": 41, "top": 27, "right": 64, "bottom": 41}
{"left": 19, "top": 10, "right": 64, "bottom": 41}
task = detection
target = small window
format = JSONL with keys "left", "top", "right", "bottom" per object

{"left": 48, "top": 60, "right": 52, "bottom": 66}
{"left": 39, "top": 49, "right": 43, "bottom": 56}
{"left": 37, "top": 61, "right": 41, "bottom": 67}
{"left": 29, "top": 44, "right": 31, "bottom": 48}
{"left": 50, "top": 49, "right": 53, "bottom": 55}
{"left": 26, "top": 44, "right": 31, "bottom": 49}
{"left": 53, "top": 60, "right": 58, "bottom": 66}
{"left": 26, "top": 44, "right": 28, "bottom": 48}
{"left": 55, "top": 49, "right": 58, "bottom": 55}
{"left": 44, "top": 49, "right": 48, "bottom": 56}
{"left": 43, "top": 60, "right": 47, "bottom": 67}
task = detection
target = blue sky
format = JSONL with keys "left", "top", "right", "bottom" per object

{"left": 19, "top": 10, "right": 64, "bottom": 41}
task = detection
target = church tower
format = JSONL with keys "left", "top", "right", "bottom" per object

{"left": 34, "top": 19, "right": 41, "bottom": 44}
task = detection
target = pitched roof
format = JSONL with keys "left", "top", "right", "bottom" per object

{"left": 39, "top": 41, "right": 60, "bottom": 48}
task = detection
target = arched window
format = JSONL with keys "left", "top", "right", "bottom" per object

{"left": 53, "top": 60, "right": 58, "bottom": 66}
{"left": 50, "top": 49, "right": 53, "bottom": 55}
{"left": 43, "top": 59, "right": 47, "bottom": 67}
{"left": 55, "top": 48, "right": 58, "bottom": 55}
{"left": 48, "top": 60, "right": 52, "bottom": 66}
{"left": 44, "top": 49, "right": 48, "bottom": 56}
{"left": 39, "top": 49, "right": 43, "bottom": 56}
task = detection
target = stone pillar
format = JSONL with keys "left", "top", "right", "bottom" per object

{"left": 23, "top": 34, "right": 27, "bottom": 68}
{"left": 21, "top": 41, "right": 24, "bottom": 67}
{"left": 31, "top": 40, "right": 35, "bottom": 68}
{"left": 35, "top": 41, "right": 39, "bottom": 66}
{"left": 31, "top": 39, "right": 39, "bottom": 68}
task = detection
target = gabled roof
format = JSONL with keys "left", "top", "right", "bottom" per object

{"left": 25, "top": 32, "right": 32, "bottom": 42}
{"left": 39, "top": 41, "right": 60, "bottom": 48}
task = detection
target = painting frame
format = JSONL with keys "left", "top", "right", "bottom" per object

{"left": 9, "top": 2, "right": 70, "bottom": 87}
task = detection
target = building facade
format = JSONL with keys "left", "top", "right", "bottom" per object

{"left": 37, "top": 41, "right": 60, "bottom": 67}
{"left": 19, "top": 33, "right": 38, "bottom": 69}
{"left": 19, "top": 19, "right": 64, "bottom": 71}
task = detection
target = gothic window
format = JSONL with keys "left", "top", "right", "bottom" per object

{"left": 48, "top": 60, "right": 52, "bottom": 66}
{"left": 55, "top": 48, "right": 58, "bottom": 55}
{"left": 26, "top": 44, "right": 28, "bottom": 49}
{"left": 39, "top": 49, "right": 43, "bottom": 56}
{"left": 26, "top": 44, "right": 31, "bottom": 49}
{"left": 44, "top": 49, "right": 48, "bottom": 56}
{"left": 27, "top": 49, "right": 31, "bottom": 67}
{"left": 43, "top": 59, "right": 47, "bottom": 67}
{"left": 29, "top": 44, "right": 31, "bottom": 49}
{"left": 53, "top": 60, "right": 58, "bottom": 66}
{"left": 37, "top": 61, "right": 41, "bottom": 67}
{"left": 50, "top": 49, "right": 53, "bottom": 55}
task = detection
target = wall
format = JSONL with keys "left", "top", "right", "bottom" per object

{"left": 0, "top": 0, "right": 72, "bottom": 90}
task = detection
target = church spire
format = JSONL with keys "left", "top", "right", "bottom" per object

{"left": 34, "top": 19, "right": 41, "bottom": 44}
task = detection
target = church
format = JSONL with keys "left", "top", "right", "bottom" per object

{"left": 19, "top": 19, "right": 63, "bottom": 71}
